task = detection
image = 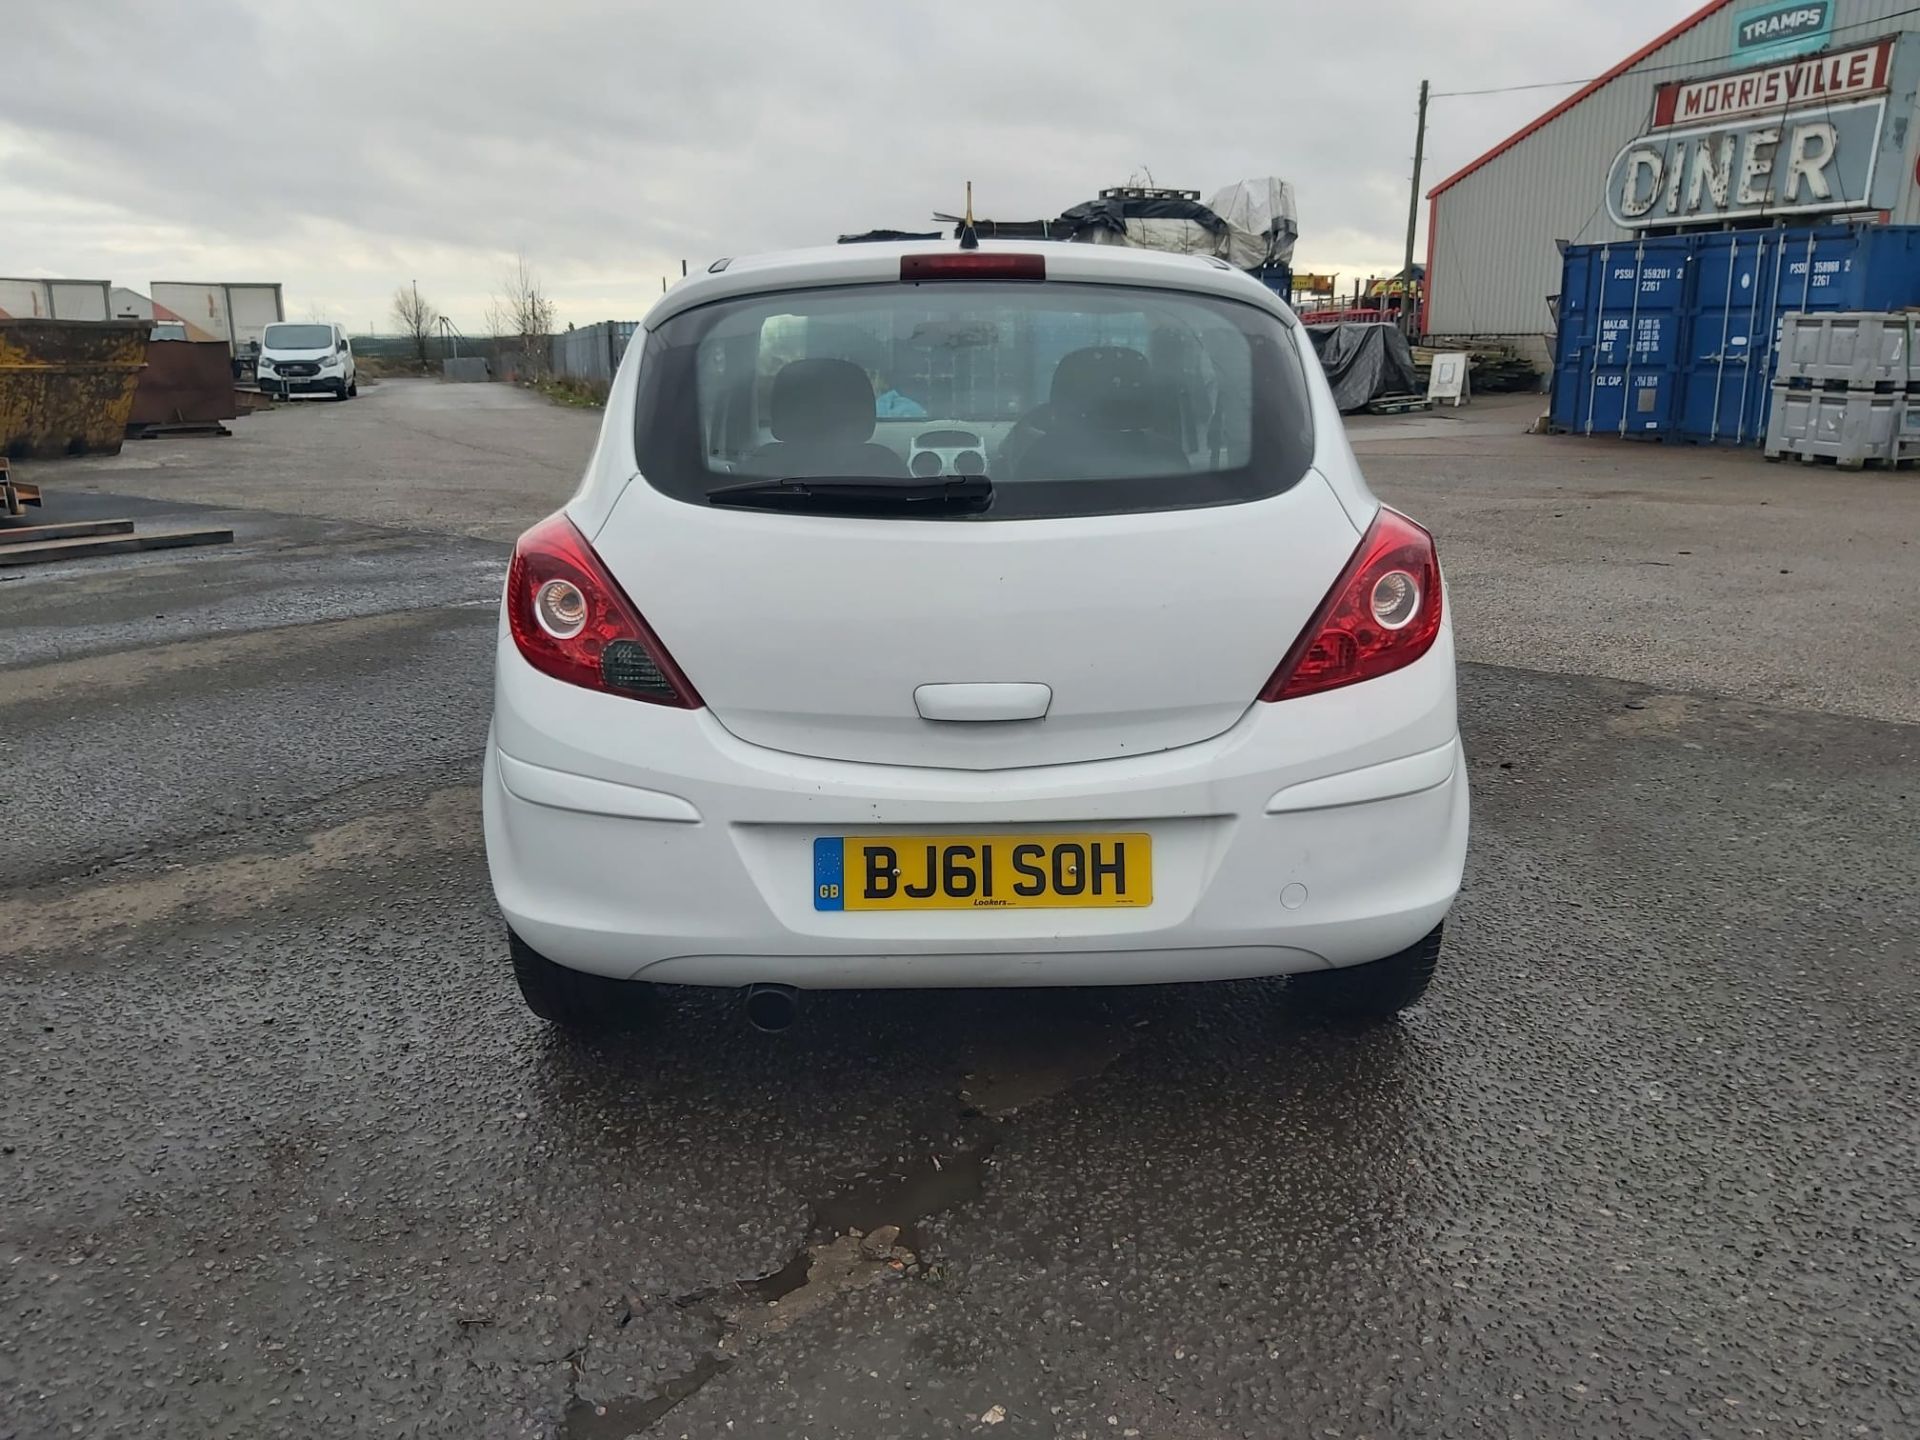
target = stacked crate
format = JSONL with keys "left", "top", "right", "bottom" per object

{"left": 1765, "top": 312, "right": 1920, "bottom": 469}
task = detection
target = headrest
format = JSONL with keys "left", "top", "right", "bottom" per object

{"left": 769, "top": 358, "right": 876, "bottom": 443}
{"left": 1048, "top": 346, "right": 1154, "bottom": 431}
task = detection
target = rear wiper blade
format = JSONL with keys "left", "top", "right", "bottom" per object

{"left": 706, "top": 474, "right": 992, "bottom": 507}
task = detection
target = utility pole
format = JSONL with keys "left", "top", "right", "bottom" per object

{"left": 1402, "top": 79, "right": 1429, "bottom": 336}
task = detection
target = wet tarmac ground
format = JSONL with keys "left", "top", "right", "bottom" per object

{"left": 2, "top": 383, "right": 1916, "bottom": 1437}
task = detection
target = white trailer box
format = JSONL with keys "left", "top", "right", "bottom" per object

{"left": 150, "top": 282, "right": 285, "bottom": 350}
{"left": 0, "top": 278, "right": 112, "bottom": 320}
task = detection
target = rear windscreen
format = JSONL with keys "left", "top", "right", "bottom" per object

{"left": 632, "top": 281, "right": 1316, "bottom": 520}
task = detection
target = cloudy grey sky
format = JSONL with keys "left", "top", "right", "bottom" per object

{"left": 7, "top": 0, "right": 1695, "bottom": 332}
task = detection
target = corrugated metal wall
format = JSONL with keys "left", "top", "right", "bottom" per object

{"left": 551, "top": 320, "right": 639, "bottom": 384}
{"left": 1427, "top": 0, "right": 1920, "bottom": 350}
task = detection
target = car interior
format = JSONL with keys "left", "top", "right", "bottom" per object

{"left": 726, "top": 343, "right": 1214, "bottom": 483}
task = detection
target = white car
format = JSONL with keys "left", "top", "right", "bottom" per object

{"left": 257, "top": 321, "right": 356, "bottom": 401}
{"left": 484, "top": 241, "right": 1467, "bottom": 1031}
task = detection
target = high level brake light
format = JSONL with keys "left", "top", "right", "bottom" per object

{"left": 506, "top": 514, "right": 702, "bottom": 707}
{"left": 1261, "top": 508, "right": 1444, "bottom": 702}
{"left": 901, "top": 253, "right": 1046, "bottom": 281}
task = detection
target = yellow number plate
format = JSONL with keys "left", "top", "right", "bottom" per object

{"left": 812, "top": 833, "right": 1152, "bottom": 911}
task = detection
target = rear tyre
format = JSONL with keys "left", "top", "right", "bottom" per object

{"left": 509, "top": 929, "right": 647, "bottom": 1030}
{"left": 1291, "top": 924, "right": 1443, "bottom": 1021}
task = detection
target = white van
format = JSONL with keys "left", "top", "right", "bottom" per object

{"left": 257, "top": 321, "right": 357, "bottom": 401}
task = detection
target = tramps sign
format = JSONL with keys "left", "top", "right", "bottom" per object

{"left": 1732, "top": 0, "right": 1834, "bottom": 63}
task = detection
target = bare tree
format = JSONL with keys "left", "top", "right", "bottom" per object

{"left": 492, "top": 254, "right": 555, "bottom": 380}
{"left": 391, "top": 282, "right": 440, "bottom": 371}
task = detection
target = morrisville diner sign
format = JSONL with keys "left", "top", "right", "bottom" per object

{"left": 1605, "top": 37, "right": 1895, "bottom": 229}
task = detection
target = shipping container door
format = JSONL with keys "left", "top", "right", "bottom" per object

{"left": 1549, "top": 246, "right": 1603, "bottom": 432}
{"left": 1679, "top": 232, "right": 1780, "bottom": 443}
{"left": 1592, "top": 236, "right": 1689, "bottom": 369}
{"left": 1751, "top": 229, "right": 1834, "bottom": 443}
{"left": 1555, "top": 238, "right": 1688, "bottom": 435}
{"left": 1850, "top": 226, "right": 1920, "bottom": 311}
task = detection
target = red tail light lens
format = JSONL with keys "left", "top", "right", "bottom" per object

{"left": 506, "top": 514, "right": 701, "bottom": 707}
{"left": 1261, "top": 508, "right": 1443, "bottom": 702}
{"left": 901, "top": 253, "right": 1046, "bottom": 281}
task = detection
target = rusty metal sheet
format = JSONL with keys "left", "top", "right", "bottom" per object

{"left": 129, "top": 339, "right": 238, "bottom": 427}
{"left": 0, "top": 319, "right": 149, "bottom": 458}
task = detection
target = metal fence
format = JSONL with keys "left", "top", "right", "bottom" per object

{"left": 349, "top": 333, "right": 500, "bottom": 368}
{"left": 550, "top": 321, "right": 639, "bottom": 384}
{"left": 350, "top": 321, "right": 641, "bottom": 385}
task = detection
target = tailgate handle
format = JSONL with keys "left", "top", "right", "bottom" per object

{"left": 913, "top": 683, "right": 1052, "bottom": 723}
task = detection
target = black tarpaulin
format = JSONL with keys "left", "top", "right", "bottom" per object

{"left": 1306, "top": 323, "right": 1419, "bottom": 413}
{"left": 837, "top": 229, "right": 943, "bottom": 244}
{"left": 939, "top": 199, "right": 1230, "bottom": 244}
{"left": 1053, "top": 195, "right": 1230, "bottom": 239}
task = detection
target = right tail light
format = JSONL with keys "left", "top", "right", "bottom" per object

{"left": 1261, "top": 508, "right": 1443, "bottom": 702}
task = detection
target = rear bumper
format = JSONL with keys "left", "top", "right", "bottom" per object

{"left": 484, "top": 628, "right": 1469, "bottom": 989}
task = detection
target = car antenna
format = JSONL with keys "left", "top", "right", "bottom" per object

{"left": 958, "top": 180, "right": 979, "bottom": 250}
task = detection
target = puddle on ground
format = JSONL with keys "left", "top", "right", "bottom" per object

{"left": 814, "top": 1140, "right": 997, "bottom": 1250}
{"left": 736, "top": 1246, "right": 812, "bottom": 1303}
{"left": 961, "top": 1013, "right": 1137, "bottom": 1117}
{"left": 561, "top": 1356, "right": 733, "bottom": 1439}
{"left": 628, "top": 1097, "right": 1005, "bottom": 1410}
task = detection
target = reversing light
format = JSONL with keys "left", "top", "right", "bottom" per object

{"left": 1369, "top": 571, "right": 1420, "bottom": 631}
{"left": 534, "top": 578, "right": 588, "bottom": 639}
{"left": 901, "top": 253, "right": 1046, "bottom": 282}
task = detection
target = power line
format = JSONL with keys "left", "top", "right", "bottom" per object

{"left": 1432, "top": 79, "right": 1590, "bottom": 98}
{"left": 1432, "top": 3, "right": 1920, "bottom": 101}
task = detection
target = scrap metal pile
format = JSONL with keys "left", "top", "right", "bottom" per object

{"left": 844, "top": 178, "right": 1298, "bottom": 294}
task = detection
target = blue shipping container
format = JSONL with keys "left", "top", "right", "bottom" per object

{"left": 1551, "top": 224, "right": 1920, "bottom": 445}
{"left": 1552, "top": 234, "right": 1695, "bottom": 435}
{"left": 1581, "top": 367, "right": 1679, "bottom": 436}
{"left": 1679, "top": 230, "right": 1781, "bottom": 445}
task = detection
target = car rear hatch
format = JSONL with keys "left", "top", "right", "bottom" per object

{"left": 596, "top": 479, "right": 1355, "bottom": 769}
{"left": 590, "top": 258, "right": 1356, "bottom": 770}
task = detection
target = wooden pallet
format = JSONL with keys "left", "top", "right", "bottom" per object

{"left": 1367, "top": 393, "right": 1432, "bottom": 415}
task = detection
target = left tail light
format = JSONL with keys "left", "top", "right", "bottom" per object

{"left": 1260, "top": 507, "right": 1444, "bottom": 702}
{"left": 505, "top": 513, "right": 701, "bottom": 707}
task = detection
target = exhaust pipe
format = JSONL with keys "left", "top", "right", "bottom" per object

{"left": 744, "top": 983, "right": 799, "bottom": 1033}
